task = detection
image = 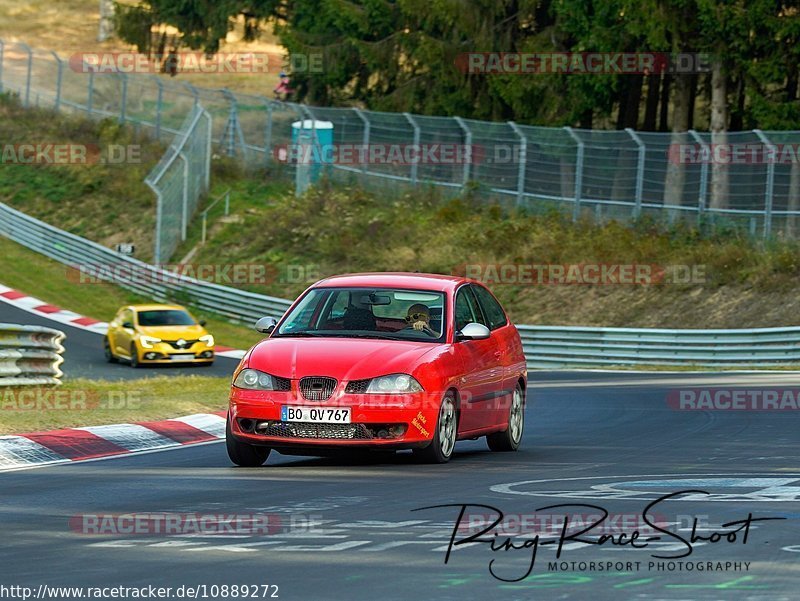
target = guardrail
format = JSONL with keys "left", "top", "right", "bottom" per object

{"left": 0, "top": 202, "right": 293, "bottom": 322}
{"left": 520, "top": 324, "right": 800, "bottom": 368}
{"left": 0, "top": 324, "right": 65, "bottom": 386}
{"left": 3, "top": 201, "right": 799, "bottom": 369}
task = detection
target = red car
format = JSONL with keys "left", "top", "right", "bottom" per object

{"left": 226, "top": 273, "right": 527, "bottom": 465}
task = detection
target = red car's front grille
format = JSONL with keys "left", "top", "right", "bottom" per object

{"left": 254, "top": 420, "right": 373, "bottom": 440}
{"left": 299, "top": 376, "right": 337, "bottom": 401}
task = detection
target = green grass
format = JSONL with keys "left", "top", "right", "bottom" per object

{"left": 0, "top": 375, "right": 229, "bottom": 435}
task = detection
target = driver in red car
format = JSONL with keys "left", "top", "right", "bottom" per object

{"left": 405, "top": 303, "right": 435, "bottom": 335}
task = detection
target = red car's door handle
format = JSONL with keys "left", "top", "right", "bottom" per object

{"left": 494, "top": 350, "right": 503, "bottom": 359}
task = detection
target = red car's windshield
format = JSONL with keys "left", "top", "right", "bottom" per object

{"left": 274, "top": 287, "right": 446, "bottom": 342}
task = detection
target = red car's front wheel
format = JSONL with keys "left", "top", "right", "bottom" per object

{"left": 226, "top": 416, "right": 271, "bottom": 467}
{"left": 414, "top": 392, "right": 457, "bottom": 464}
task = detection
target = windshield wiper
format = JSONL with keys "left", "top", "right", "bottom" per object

{"left": 271, "top": 331, "right": 324, "bottom": 338}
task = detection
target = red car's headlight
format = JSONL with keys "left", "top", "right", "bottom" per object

{"left": 233, "top": 368, "right": 280, "bottom": 390}
{"left": 365, "top": 374, "right": 423, "bottom": 394}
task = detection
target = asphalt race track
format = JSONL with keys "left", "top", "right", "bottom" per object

{"left": 2, "top": 368, "right": 800, "bottom": 600}
{"left": 0, "top": 301, "right": 241, "bottom": 380}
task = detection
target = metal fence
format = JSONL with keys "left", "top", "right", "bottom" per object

{"left": 3, "top": 203, "right": 800, "bottom": 369}
{"left": 0, "top": 324, "right": 65, "bottom": 386}
{"left": 1, "top": 40, "right": 799, "bottom": 242}
{"left": 145, "top": 104, "right": 212, "bottom": 264}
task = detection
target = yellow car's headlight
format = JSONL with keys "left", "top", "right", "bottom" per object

{"left": 199, "top": 334, "right": 215, "bottom": 347}
{"left": 140, "top": 335, "right": 161, "bottom": 349}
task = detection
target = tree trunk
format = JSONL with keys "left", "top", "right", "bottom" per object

{"left": 663, "top": 73, "right": 691, "bottom": 208}
{"left": 98, "top": 0, "right": 116, "bottom": 42}
{"left": 643, "top": 73, "right": 660, "bottom": 131}
{"left": 624, "top": 74, "right": 643, "bottom": 129}
{"left": 729, "top": 76, "right": 745, "bottom": 132}
{"left": 658, "top": 73, "right": 671, "bottom": 132}
{"left": 709, "top": 59, "right": 729, "bottom": 210}
{"left": 579, "top": 108, "right": 593, "bottom": 129}
{"left": 687, "top": 73, "right": 698, "bottom": 130}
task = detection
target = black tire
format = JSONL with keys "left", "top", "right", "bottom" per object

{"left": 104, "top": 338, "right": 117, "bottom": 363}
{"left": 226, "top": 417, "right": 270, "bottom": 467}
{"left": 487, "top": 383, "right": 524, "bottom": 452}
{"left": 129, "top": 343, "right": 141, "bottom": 368}
{"left": 413, "top": 392, "right": 458, "bottom": 464}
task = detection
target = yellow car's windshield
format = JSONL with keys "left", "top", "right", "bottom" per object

{"left": 137, "top": 310, "right": 196, "bottom": 327}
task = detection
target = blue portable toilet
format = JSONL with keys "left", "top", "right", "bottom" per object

{"left": 291, "top": 119, "right": 334, "bottom": 184}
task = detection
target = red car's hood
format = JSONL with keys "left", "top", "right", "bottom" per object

{"left": 247, "top": 337, "right": 440, "bottom": 380}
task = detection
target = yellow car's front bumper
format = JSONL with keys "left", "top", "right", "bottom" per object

{"left": 134, "top": 341, "right": 215, "bottom": 364}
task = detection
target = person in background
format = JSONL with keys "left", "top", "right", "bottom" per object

{"left": 274, "top": 71, "right": 294, "bottom": 100}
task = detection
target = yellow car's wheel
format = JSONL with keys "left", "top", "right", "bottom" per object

{"left": 104, "top": 338, "right": 117, "bottom": 363}
{"left": 129, "top": 343, "right": 141, "bottom": 368}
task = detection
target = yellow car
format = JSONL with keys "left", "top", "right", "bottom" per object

{"left": 105, "top": 304, "right": 215, "bottom": 367}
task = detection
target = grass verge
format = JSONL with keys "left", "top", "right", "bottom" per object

{"left": 0, "top": 375, "right": 228, "bottom": 435}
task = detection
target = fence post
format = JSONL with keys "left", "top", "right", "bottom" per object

{"left": 224, "top": 91, "right": 237, "bottom": 156}
{"left": 625, "top": 128, "right": 645, "bottom": 219}
{"left": 179, "top": 152, "right": 189, "bottom": 241}
{"left": 154, "top": 190, "right": 163, "bottom": 265}
{"left": 454, "top": 117, "right": 472, "bottom": 189}
{"left": 404, "top": 112, "right": 421, "bottom": 184}
{"left": 262, "top": 99, "right": 273, "bottom": 166}
{"left": 0, "top": 40, "right": 4, "bottom": 94}
{"left": 754, "top": 129, "right": 776, "bottom": 239}
{"left": 50, "top": 51, "right": 63, "bottom": 112}
{"left": 689, "top": 130, "right": 708, "bottom": 224}
{"left": 118, "top": 72, "right": 128, "bottom": 123}
{"left": 564, "top": 127, "right": 584, "bottom": 221}
{"left": 353, "top": 108, "right": 370, "bottom": 175}
{"left": 21, "top": 43, "right": 32, "bottom": 107}
{"left": 87, "top": 69, "right": 94, "bottom": 115}
{"left": 205, "top": 110, "right": 212, "bottom": 192}
{"left": 184, "top": 83, "right": 199, "bottom": 108}
{"left": 152, "top": 77, "right": 164, "bottom": 140}
{"left": 508, "top": 122, "right": 527, "bottom": 207}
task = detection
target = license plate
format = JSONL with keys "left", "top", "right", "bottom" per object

{"left": 281, "top": 406, "right": 351, "bottom": 424}
{"left": 170, "top": 354, "right": 195, "bottom": 361}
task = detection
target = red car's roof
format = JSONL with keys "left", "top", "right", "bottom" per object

{"left": 312, "top": 272, "right": 467, "bottom": 293}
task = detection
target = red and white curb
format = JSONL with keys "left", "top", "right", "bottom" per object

{"left": 0, "top": 283, "right": 245, "bottom": 359}
{"left": 0, "top": 412, "right": 227, "bottom": 472}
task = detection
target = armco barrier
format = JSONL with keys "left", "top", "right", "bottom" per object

{"left": 0, "top": 202, "right": 293, "bottom": 323}
{"left": 520, "top": 324, "right": 800, "bottom": 368}
{"left": 2, "top": 201, "right": 799, "bottom": 369}
{"left": 0, "top": 324, "right": 65, "bottom": 386}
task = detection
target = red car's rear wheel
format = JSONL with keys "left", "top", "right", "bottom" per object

{"left": 487, "top": 383, "right": 524, "bottom": 452}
